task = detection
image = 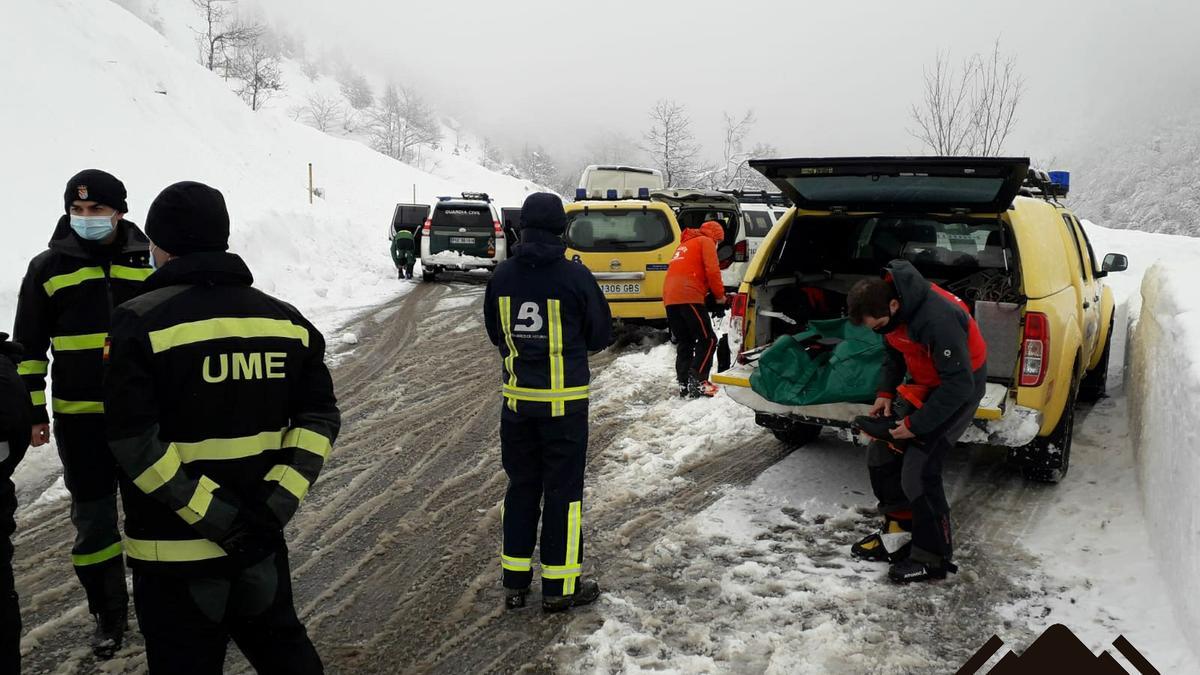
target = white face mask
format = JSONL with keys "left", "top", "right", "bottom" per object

{"left": 149, "top": 243, "right": 159, "bottom": 270}
{"left": 69, "top": 214, "right": 115, "bottom": 241}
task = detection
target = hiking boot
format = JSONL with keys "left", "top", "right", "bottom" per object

{"left": 91, "top": 608, "right": 127, "bottom": 659}
{"left": 542, "top": 579, "right": 601, "bottom": 613}
{"left": 686, "top": 378, "right": 718, "bottom": 399}
{"left": 852, "top": 520, "right": 912, "bottom": 563}
{"left": 888, "top": 557, "right": 958, "bottom": 584}
{"left": 678, "top": 382, "right": 690, "bottom": 398}
{"left": 505, "top": 587, "right": 529, "bottom": 610}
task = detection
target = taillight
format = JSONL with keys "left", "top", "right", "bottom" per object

{"left": 422, "top": 218, "right": 432, "bottom": 236}
{"left": 729, "top": 292, "right": 750, "bottom": 359}
{"left": 1020, "top": 312, "right": 1049, "bottom": 387}
{"left": 734, "top": 240, "right": 748, "bottom": 263}
{"left": 493, "top": 220, "right": 504, "bottom": 238}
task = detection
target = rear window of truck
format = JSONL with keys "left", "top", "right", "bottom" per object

{"left": 565, "top": 210, "right": 673, "bottom": 252}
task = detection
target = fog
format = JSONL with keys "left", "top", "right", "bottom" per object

{"left": 250, "top": 0, "right": 1200, "bottom": 164}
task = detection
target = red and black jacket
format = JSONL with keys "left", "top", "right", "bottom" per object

{"left": 876, "top": 260, "right": 987, "bottom": 436}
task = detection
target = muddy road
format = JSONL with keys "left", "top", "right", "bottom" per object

{"left": 13, "top": 280, "right": 793, "bottom": 673}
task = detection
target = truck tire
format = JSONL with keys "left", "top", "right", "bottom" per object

{"left": 1078, "top": 319, "right": 1113, "bottom": 403}
{"left": 771, "top": 422, "right": 822, "bottom": 448}
{"left": 1020, "top": 373, "right": 1079, "bottom": 484}
{"left": 422, "top": 268, "right": 438, "bottom": 282}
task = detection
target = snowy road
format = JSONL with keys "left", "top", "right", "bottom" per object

{"left": 12, "top": 272, "right": 1195, "bottom": 673}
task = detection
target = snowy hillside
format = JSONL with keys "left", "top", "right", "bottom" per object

{"left": 0, "top": 0, "right": 537, "bottom": 336}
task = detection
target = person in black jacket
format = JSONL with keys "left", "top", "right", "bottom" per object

{"left": 103, "top": 182, "right": 340, "bottom": 673}
{"left": 12, "top": 169, "right": 151, "bottom": 657}
{"left": 483, "top": 192, "right": 611, "bottom": 613}
{"left": 1, "top": 333, "right": 32, "bottom": 673}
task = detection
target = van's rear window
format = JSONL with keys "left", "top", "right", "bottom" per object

{"left": 565, "top": 210, "right": 673, "bottom": 252}
{"left": 786, "top": 175, "right": 1006, "bottom": 206}
{"left": 434, "top": 206, "right": 492, "bottom": 230}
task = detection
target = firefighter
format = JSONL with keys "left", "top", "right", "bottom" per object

{"left": 846, "top": 260, "right": 987, "bottom": 583}
{"left": 391, "top": 228, "right": 416, "bottom": 280}
{"left": 1, "top": 332, "right": 32, "bottom": 673}
{"left": 13, "top": 169, "right": 151, "bottom": 657}
{"left": 483, "top": 192, "right": 612, "bottom": 613}
{"left": 103, "top": 181, "right": 340, "bottom": 672}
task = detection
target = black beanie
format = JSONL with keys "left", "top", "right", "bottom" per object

{"left": 65, "top": 169, "right": 128, "bottom": 214}
{"left": 145, "top": 181, "right": 231, "bottom": 255}
{"left": 520, "top": 192, "right": 567, "bottom": 235}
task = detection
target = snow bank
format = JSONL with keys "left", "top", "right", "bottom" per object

{"left": 1128, "top": 262, "right": 1200, "bottom": 655}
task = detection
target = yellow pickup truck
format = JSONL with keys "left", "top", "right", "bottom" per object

{"left": 713, "top": 157, "right": 1128, "bottom": 483}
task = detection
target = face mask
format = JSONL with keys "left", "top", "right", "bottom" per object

{"left": 70, "top": 214, "right": 115, "bottom": 241}
{"left": 871, "top": 308, "right": 900, "bottom": 335}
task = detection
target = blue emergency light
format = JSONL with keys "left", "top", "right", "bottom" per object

{"left": 1048, "top": 171, "right": 1070, "bottom": 191}
{"left": 638, "top": 187, "right": 650, "bottom": 199}
{"left": 575, "top": 188, "right": 587, "bottom": 200}
{"left": 606, "top": 189, "right": 619, "bottom": 200}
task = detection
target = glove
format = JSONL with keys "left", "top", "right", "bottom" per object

{"left": 214, "top": 507, "right": 283, "bottom": 568}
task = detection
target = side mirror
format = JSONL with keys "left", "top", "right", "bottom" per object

{"left": 1101, "top": 253, "right": 1129, "bottom": 273}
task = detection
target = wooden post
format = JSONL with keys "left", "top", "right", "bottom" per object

{"left": 413, "top": 184, "right": 417, "bottom": 203}
{"left": 308, "top": 163, "right": 314, "bottom": 204}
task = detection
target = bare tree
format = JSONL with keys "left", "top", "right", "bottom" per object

{"left": 230, "top": 41, "right": 283, "bottom": 111}
{"left": 585, "top": 131, "right": 640, "bottom": 165}
{"left": 300, "top": 58, "right": 321, "bottom": 82}
{"left": 642, "top": 99, "right": 704, "bottom": 187}
{"left": 518, "top": 145, "right": 559, "bottom": 188}
{"left": 707, "top": 110, "right": 758, "bottom": 189}
{"left": 368, "top": 84, "right": 442, "bottom": 163}
{"left": 295, "top": 93, "right": 343, "bottom": 132}
{"left": 480, "top": 137, "right": 505, "bottom": 168}
{"left": 190, "top": 0, "right": 264, "bottom": 75}
{"left": 338, "top": 69, "right": 374, "bottom": 110}
{"left": 910, "top": 40, "right": 1025, "bottom": 156}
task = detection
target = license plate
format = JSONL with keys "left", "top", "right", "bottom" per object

{"left": 450, "top": 237, "right": 474, "bottom": 245}
{"left": 600, "top": 282, "right": 641, "bottom": 295}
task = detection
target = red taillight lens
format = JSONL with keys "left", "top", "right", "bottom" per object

{"left": 422, "top": 218, "right": 432, "bottom": 236}
{"left": 493, "top": 220, "right": 504, "bottom": 238}
{"left": 1020, "top": 311, "right": 1049, "bottom": 387}
{"left": 734, "top": 240, "right": 748, "bottom": 263}
{"left": 729, "top": 292, "right": 750, "bottom": 361}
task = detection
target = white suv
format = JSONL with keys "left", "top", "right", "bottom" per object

{"left": 649, "top": 189, "right": 747, "bottom": 291}
{"left": 419, "top": 193, "right": 508, "bottom": 281}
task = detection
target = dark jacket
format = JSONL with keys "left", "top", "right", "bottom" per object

{"left": 103, "top": 252, "right": 340, "bottom": 576}
{"left": 13, "top": 217, "right": 152, "bottom": 423}
{"left": 391, "top": 230, "right": 415, "bottom": 266}
{"left": 876, "top": 260, "right": 987, "bottom": 436}
{"left": 1, "top": 334, "right": 31, "bottom": 535}
{"left": 483, "top": 229, "right": 612, "bottom": 418}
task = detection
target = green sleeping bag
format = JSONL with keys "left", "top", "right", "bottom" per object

{"left": 749, "top": 317, "right": 886, "bottom": 406}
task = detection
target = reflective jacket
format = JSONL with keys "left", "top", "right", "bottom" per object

{"left": 663, "top": 222, "right": 725, "bottom": 306}
{"left": 876, "top": 260, "right": 987, "bottom": 436}
{"left": 103, "top": 252, "right": 340, "bottom": 576}
{"left": 484, "top": 229, "right": 612, "bottom": 418}
{"left": 13, "top": 218, "right": 152, "bottom": 423}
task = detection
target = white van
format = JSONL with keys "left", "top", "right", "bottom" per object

{"left": 577, "top": 165, "right": 665, "bottom": 199}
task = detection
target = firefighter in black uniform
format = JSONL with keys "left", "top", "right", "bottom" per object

{"left": 1, "top": 332, "right": 32, "bottom": 673}
{"left": 13, "top": 169, "right": 151, "bottom": 656}
{"left": 483, "top": 192, "right": 612, "bottom": 612}
{"left": 103, "top": 182, "right": 339, "bottom": 673}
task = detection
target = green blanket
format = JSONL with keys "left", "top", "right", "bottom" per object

{"left": 749, "top": 317, "right": 886, "bottom": 406}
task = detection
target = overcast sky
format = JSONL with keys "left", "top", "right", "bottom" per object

{"left": 249, "top": 0, "right": 1200, "bottom": 165}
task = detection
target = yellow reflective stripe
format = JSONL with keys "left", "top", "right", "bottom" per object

{"left": 548, "top": 299, "right": 565, "bottom": 417}
{"left": 176, "top": 475, "right": 220, "bottom": 525}
{"left": 499, "top": 296, "right": 519, "bottom": 413}
{"left": 51, "top": 332, "right": 108, "bottom": 352}
{"left": 564, "top": 500, "right": 581, "bottom": 595}
{"left": 501, "top": 385, "right": 589, "bottom": 402}
{"left": 43, "top": 266, "right": 105, "bottom": 296}
{"left": 31, "top": 391, "right": 46, "bottom": 407}
{"left": 148, "top": 317, "right": 310, "bottom": 354}
{"left": 265, "top": 464, "right": 311, "bottom": 501}
{"left": 172, "top": 429, "right": 285, "bottom": 463}
{"left": 501, "top": 554, "right": 532, "bottom": 572}
{"left": 71, "top": 541, "right": 123, "bottom": 567}
{"left": 283, "top": 427, "right": 332, "bottom": 460}
{"left": 51, "top": 398, "right": 104, "bottom": 414}
{"left": 125, "top": 538, "right": 226, "bottom": 562}
{"left": 541, "top": 564, "right": 582, "bottom": 579}
{"left": 134, "top": 447, "right": 182, "bottom": 494}
{"left": 110, "top": 265, "right": 153, "bottom": 282}
{"left": 17, "top": 360, "right": 49, "bottom": 376}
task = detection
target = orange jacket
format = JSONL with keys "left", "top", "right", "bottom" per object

{"left": 663, "top": 221, "right": 725, "bottom": 306}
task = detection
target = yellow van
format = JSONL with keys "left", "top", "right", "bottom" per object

{"left": 713, "top": 157, "right": 1128, "bottom": 483}
{"left": 563, "top": 197, "right": 681, "bottom": 325}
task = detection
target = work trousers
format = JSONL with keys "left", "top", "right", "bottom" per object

{"left": 666, "top": 304, "right": 717, "bottom": 384}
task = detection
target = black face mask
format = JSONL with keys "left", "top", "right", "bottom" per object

{"left": 871, "top": 308, "right": 900, "bottom": 335}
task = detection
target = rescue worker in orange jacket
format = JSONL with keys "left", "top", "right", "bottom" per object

{"left": 663, "top": 221, "right": 725, "bottom": 398}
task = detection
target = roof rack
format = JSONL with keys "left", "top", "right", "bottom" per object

{"left": 717, "top": 189, "right": 792, "bottom": 206}
{"left": 1020, "top": 169, "right": 1069, "bottom": 201}
{"left": 459, "top": 191, "right": 492, "bottom": 202}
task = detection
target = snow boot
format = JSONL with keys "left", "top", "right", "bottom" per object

{"left": 686, "top": 377, "right": 719, "bottom": 399}
{"left": 505, "top": 588, "right": 529, "bottom": 610}
{"left": 678, "top": 382, "right": 690, "bottom": 398}
{"left": 851, "top": 519, "right": 912, "bottom": 563}
{"left": 888, "top": 558, "right": 958, "bottom": 584}
{"left": 91, "top": 608, "right": 127, "bottom": 659}
{"left": 542, "top": 579, "right": 601, "bottom": 613}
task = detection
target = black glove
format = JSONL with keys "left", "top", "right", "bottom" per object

{"left": 214, "top": 507, "right": 283, "bottom": 568}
